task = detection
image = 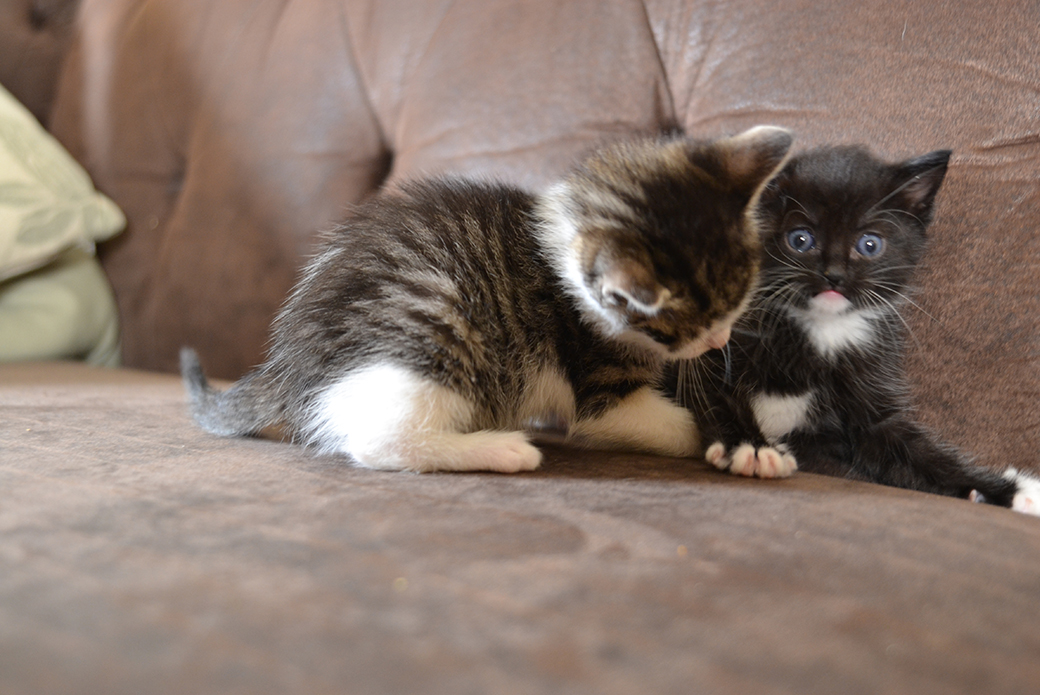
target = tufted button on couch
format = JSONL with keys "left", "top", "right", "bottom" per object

{"left": 2, "top": 1, "right": 1039, "bottom": 693}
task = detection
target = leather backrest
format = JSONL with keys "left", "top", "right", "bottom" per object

{"left": 0, "top": 0, "right": 79, "bottom": 123}
{"left": 48, "top": 0, "right": 1040, "bottom": 468}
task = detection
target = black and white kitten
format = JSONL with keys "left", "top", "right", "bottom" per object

{"left": 675, "top": 145, "right": 1040, "bottom": 513}
{"left": 181, "top": 127, "right": 794, "bottom": 474}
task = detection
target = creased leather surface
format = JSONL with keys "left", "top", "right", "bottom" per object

{"left": 6, "top": 5, "right": 1040, "bottom": 691}
{"left": 644, "top": 0, "right": 1040, "bottom": 471}
{"left": 45, "top": 0, "right": 1040, "bottom": 473}
{"left": 0, "top": 0, "right": 79, "bottom": 124}
{"left": 2, "top": 362, "right": 1040, "bottom": 695}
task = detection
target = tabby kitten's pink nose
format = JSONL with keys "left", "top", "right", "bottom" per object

{"left": 706, "top": 327, "right": 731, "bottom": 350}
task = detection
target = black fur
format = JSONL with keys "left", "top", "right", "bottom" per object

{"left": 673, "top": 145, "right": 1018, "bottom": 506}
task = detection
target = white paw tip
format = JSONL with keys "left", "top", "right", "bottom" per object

{"left": 753, "top": 447, "right": 797, "bottom": 479}
{"left": 758, "top": 448, "right": 783, "bottom": 478}
{"left": 774, "top": 451, "right": 798, "bottom": 479}
{"left": 705, "top": 441, "right": 728, "bottom": 468}
{"left": 716, "top": 443, "right": 798, "bottom": 479}
{"left": 1012, "top": 493, "right": 1039, "bottom": 516}
{"left": 1007, "top": 469, "right": 1040, "bottom": 517}
{"left": 487, "top": 434, "right": 543, "bottom": 473}
{"left": 729, "top": 444, "right": 759, "bottom": 477}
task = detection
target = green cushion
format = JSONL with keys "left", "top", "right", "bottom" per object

{"left": 0, "top": 247, "right": 120, "bottom": 366}
{"left": 0, "top": 82, "right": 125, "bottom": 365}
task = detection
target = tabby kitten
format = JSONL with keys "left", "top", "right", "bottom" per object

{"left": 674, "top": 145, "right": 1040, "bottom": 513}
{"left": 181, "top": 126, "right": 794, "bottom": 473}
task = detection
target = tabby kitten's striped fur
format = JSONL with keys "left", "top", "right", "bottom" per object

{"left": 181, "top": 126, "right": 793, "bottom": 473}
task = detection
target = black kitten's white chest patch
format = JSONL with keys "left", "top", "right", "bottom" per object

{"left": 751, "top": 391, "right": 814, "bottom": 442}
{"left": 789, "top": 296, "right": 880, "bottom": 359}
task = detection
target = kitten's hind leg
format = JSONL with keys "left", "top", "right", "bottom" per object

{"left": 307, "top": 363, "right": 542, "bottom": 473}
{"left": 569, "top": 386, "right": 700, "bottom": 458}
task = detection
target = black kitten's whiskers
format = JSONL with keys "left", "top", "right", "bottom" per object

{"left": 860, "top": 287, "right": 921, "bottom": 351}
{"left": 672, "top": 144, "right": 1040, "bottom": 510}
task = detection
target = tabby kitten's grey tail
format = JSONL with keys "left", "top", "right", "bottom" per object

{"left": 179, "top": 348, "right": 280, "bottom": 437}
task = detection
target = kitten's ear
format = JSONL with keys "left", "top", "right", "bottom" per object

{"left": 597, "top": 257, "right": 669, "bottom": 315}
{"left": 892, "top": 149, "right": 952, "bottom": 222}
{"left": 717, "top": 125, "right": 795, "bottom": 195}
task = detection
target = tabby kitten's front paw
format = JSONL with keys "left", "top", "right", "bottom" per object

{"left": 705, "top": 441, "right": 798, "bottom": 479}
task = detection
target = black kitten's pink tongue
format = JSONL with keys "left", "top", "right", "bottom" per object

{"left": 812, "top": 290, "right": 850, "bottom": 313}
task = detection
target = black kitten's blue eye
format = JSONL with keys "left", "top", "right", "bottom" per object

{"left": 786, "top": 229, "right": 816, "bottom": 253}
{"left": 855, "top": 233, "right": 885, "bottom": 257}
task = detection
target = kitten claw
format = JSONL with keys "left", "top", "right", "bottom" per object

{"left": 706, "top": 441, "right": 797, "bottom": 479}
{"left": 968, "top": 489, "right": 986, "bottom": 504}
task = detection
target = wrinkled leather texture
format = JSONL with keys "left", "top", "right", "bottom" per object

{"left": 43, "top": 0, "right": 1040, "bottom": 469}
{"left": 4, "top": 360, "right": 1040, "bottom": 695}
{"left": 0, "top": 0, "right": 78, "bottom": 123}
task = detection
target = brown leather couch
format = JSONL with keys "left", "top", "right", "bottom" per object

{"left": 3, "top": 1, "right": 1039, "bottom": 693}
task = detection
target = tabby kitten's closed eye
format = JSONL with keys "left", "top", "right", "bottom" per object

{"left": 181, "top": 126, "right": 794, "bottom": 474}
{"left": 674, "top": 145, "right": 1040, "bottom": 514}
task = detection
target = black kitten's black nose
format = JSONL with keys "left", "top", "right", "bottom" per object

{"left": 823, "top": 265, "right": 846, "bottom": 288}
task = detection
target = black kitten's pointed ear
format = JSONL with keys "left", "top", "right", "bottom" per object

{"left": 597, "top": 257, "right": 670, "bottom": 315}
{"left": 717, "top": 125, "right": 795, "bottom": 194}
{"left": 892, "top": 149, "right": 952, "bottom": 222}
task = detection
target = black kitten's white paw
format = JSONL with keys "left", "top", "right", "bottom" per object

{"left": 705, "top": 441, "right": 798, "bottom": 479}
{"left": 1004, "top": 467, "right": 1040, "bottom": 516}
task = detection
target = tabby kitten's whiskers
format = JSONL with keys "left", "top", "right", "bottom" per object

{"left": 183, "top": 126, "right": 794, "bottom": 473}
